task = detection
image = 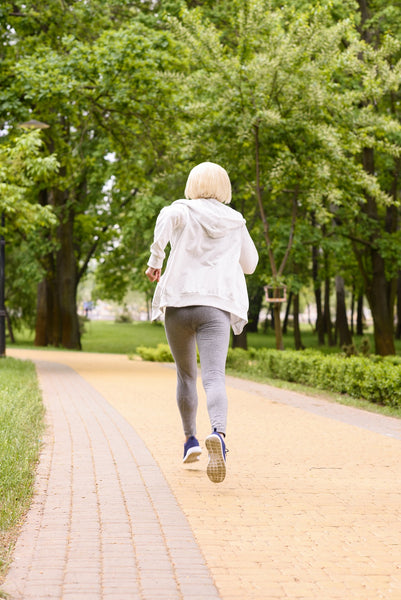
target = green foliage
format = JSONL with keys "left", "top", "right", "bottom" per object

{"left": 226, "top": 347, "right": 401, "bottom": 407}
{"left": 1, "top": 0, "right": 186, "bottom": 347}
{"left": 3, "top": 0, "right": 401, "bottom": 353}
{"left": 6, "top": 243, "right": 43, "bottom": 333}
{"left": 165, "top": 0, "right": 401, "bottom": 354}
{"left": 128, "top": 323, "right": 401, "bottom": 407}
{"left": 0, "top": 358, "right": 44, "bottom": 574}
{"left": 135, "top": 343, "right": 174, "bottom": 362}
{"left": 115, "top": 312, "right": 133, "bottom": 324}
{"left": 0, "top": 130, "right": 59, "bottom": 333}
{"left": 0, "top": 130, "right": 58, "bottom": 235}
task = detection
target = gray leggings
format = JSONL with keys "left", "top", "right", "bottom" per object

{"left": 164, "top": 306, "right": 230, "bottom": 437}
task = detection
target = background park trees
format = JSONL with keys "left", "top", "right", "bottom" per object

{"left": 165, "top": 0, "right": 401, "bottom": 354}
{"left": 2, "top": 0, "right": 401, "bottom": 355}
{"left": 1, "top": 0, "right": 180, "bottom": 348}
{"left": 0, "top": 130, "right": 59, "bottom": 340}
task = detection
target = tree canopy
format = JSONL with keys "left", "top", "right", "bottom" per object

{"left": 2, "top": 0, "right": 401, "bottom": 354}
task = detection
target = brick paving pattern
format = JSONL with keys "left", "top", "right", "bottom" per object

{"left": 3, "top": 349, "right": 401, "bottom": 600}
{"left": 2, "top": 360, "right": 219, "bottom": 600}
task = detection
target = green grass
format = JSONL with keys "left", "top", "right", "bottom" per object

{"left": 81, "top": 320, "right": 168, "bottom": 353}
{"left": 10, "top": 320, "right": 168, "bottom": 354}
{"left": 12, "top": 319, "right": 391, "bottom": 355}
{"left": 80, "top": 321, "right": 400, "bottom": 356}
{"left": 0, "top": 358, "right": 44, "bottom": 581}
{"left": 225, "top": 365, "right": 401, "bottom": 418}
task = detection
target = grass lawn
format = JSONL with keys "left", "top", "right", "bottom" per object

{"left": 0, "top": 358, "right": 44, "bottom": 583}
{"left": 81, "top": 320, "right": 168, "bottom": 353}
{"left": 79, "top": 320, "right": 383, "bottom": 355}
{"left": 11, "top": 319, "right": 391, "bottom": 355}
{"left": 11, "top": 320, "right": 169, "bottom": 354}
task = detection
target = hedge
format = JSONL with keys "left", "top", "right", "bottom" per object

{"left": 135, "top": 344, "right": 401, "bottom": 408}
{"left": 135, "top": 343, "right": 174, "bottom": 362}
{"left": 226, "top": 348, "right": 401, "bottom": 408}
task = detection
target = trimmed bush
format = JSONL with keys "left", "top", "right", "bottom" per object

{"left": 226, "top": 348, "right": 401, "bottom": 408}
{"left": 135, "top": 343, "right": 174, "bottom": 362}
{"left": 136, "top": 343, "right": 401, "bottom": 408}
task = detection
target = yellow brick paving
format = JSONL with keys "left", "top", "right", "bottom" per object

{"left": 6, "top": 349, "right": 401, "bottom": 600}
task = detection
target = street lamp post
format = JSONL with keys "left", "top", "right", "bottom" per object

{"left": 0, "top": 119, "right": 51, "bottom": 357}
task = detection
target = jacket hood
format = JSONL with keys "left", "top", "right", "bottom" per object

{"left": 174, "top": 198, "right": 245, "bottom": 239}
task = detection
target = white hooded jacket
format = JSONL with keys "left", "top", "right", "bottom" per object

{"left": 147, "top": 198, "right": 259, "bottom": 334}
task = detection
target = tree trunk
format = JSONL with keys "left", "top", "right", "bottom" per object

{"left": 293, "top": 293, "right": 304, "bottom": 350}
{"left": 273, "top": 304, "right": 284, "bottom": 350}
{"left": 232, "top": 326, "right": 248, "bottom": 350}
{"left": 323, "top": 273, "right": 334, "bottom": 346}
{"left": 356, "top": 294, "right": 364, "bottom": 336}
{"left": 247, "top": 283, "right": 264, "bottom": 333}
{"left": 35, "top": 279, "right": 50, "bottom": 346}
{"left": 34, "top": 191, "right": 81, "bottom": 350}
{"left": 396, "top": 272, "right": 401, "bottom": 340}
{"left": 254, "top": 123, "right": 296, "bottom": 352}
{"left": 146, "top": 295, "right": 151, "bottom": 322}
{"left": 269, "top": 305, "right": 274, "bottom": 330}
{"left": 282, "top": 292, "right": 293, "bottom": 335}
{"left": 335, "top": 276, "right": 352, "bottom": 347}
{"left": 360, "top": 231, "right": 396, "bottom": 355}
{"left": 57, "top": 207, "right": 81, "bottom": 349}
{"left": 5, "top": 308, "right": 15, "bottom": 344}
{"left": 312, "top": 242, "right": 324, "bottom": 345}
{"left": 359, "top": 148, "right": 396, "bottom": 355}
{"left": 364, "top": 256, "right": 395, "bottom": 355}
{"left": 350, "top": 288, "right": 355, "bottom": 335}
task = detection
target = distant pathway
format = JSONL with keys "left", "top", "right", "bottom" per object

{"left": 3, "top": 348, "right": 401, "bottom": 600}
{"left": 225, "top": 376, "right": 401, "bottom": 440}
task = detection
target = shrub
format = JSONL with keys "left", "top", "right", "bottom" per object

{"left": 136, "top": 343, "right": 174, "bottom": 362}
{"left": 136, "top": 343, "right": 401, "bottom": 408}
{"left": 115, "top": 312, "right": 132, "bottom": 324}
{"left": 227, "top": 348, "right": 401, "bottom": 408}
{"left": 78, "top": 315, "right": 88, "bottom": 335}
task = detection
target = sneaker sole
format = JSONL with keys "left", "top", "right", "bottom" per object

{"left": 183, "top": 446, "right": 202, "bottom": 464}
{"left": 205, "top": 435, "right": 226, "bottom": 483}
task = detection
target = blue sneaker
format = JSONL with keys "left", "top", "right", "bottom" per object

{"left": 183, "top": 436, "right": 202, "bottom": 463}
{"left": 205, "top": 430, "right": 227, "bottom": 483}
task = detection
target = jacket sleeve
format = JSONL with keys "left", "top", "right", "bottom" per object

{"left": 147, "top": 204, "right": 186, "bottom": 269}
{"left": 239, "top": 224, "right": 259, "bottom": 274}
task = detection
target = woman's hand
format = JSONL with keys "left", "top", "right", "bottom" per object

{"left": 145, "top": 267, "right": 161, "bottom": 282}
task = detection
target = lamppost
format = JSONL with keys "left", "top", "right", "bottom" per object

{"left": 0, "top": 119, "right": 50, "bottom": 357}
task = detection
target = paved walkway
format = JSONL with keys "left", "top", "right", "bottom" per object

{"left": 2, "top": 348, "right": 401, "bottom": 600}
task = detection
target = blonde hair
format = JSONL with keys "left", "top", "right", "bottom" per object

{"left": 184, "top": 162, "right": 232, "bottom": 204}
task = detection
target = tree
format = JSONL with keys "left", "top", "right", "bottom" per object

{"left": 3, "top": 0, "right": 401, "bottom": 357}
{"left": 168, "top": 1, "right": 401, "bottom": 354}
{"left": 322, "top": 0, "right": 401, "bottom": 355}
{"left": 168, "top": 2, "right": 376, "bottom": 349}
{"left": 1, "top": 1, "right": 181, "bottom": 348}
{"left": 0, "top": 129, "right": 59, "bottom": 338}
